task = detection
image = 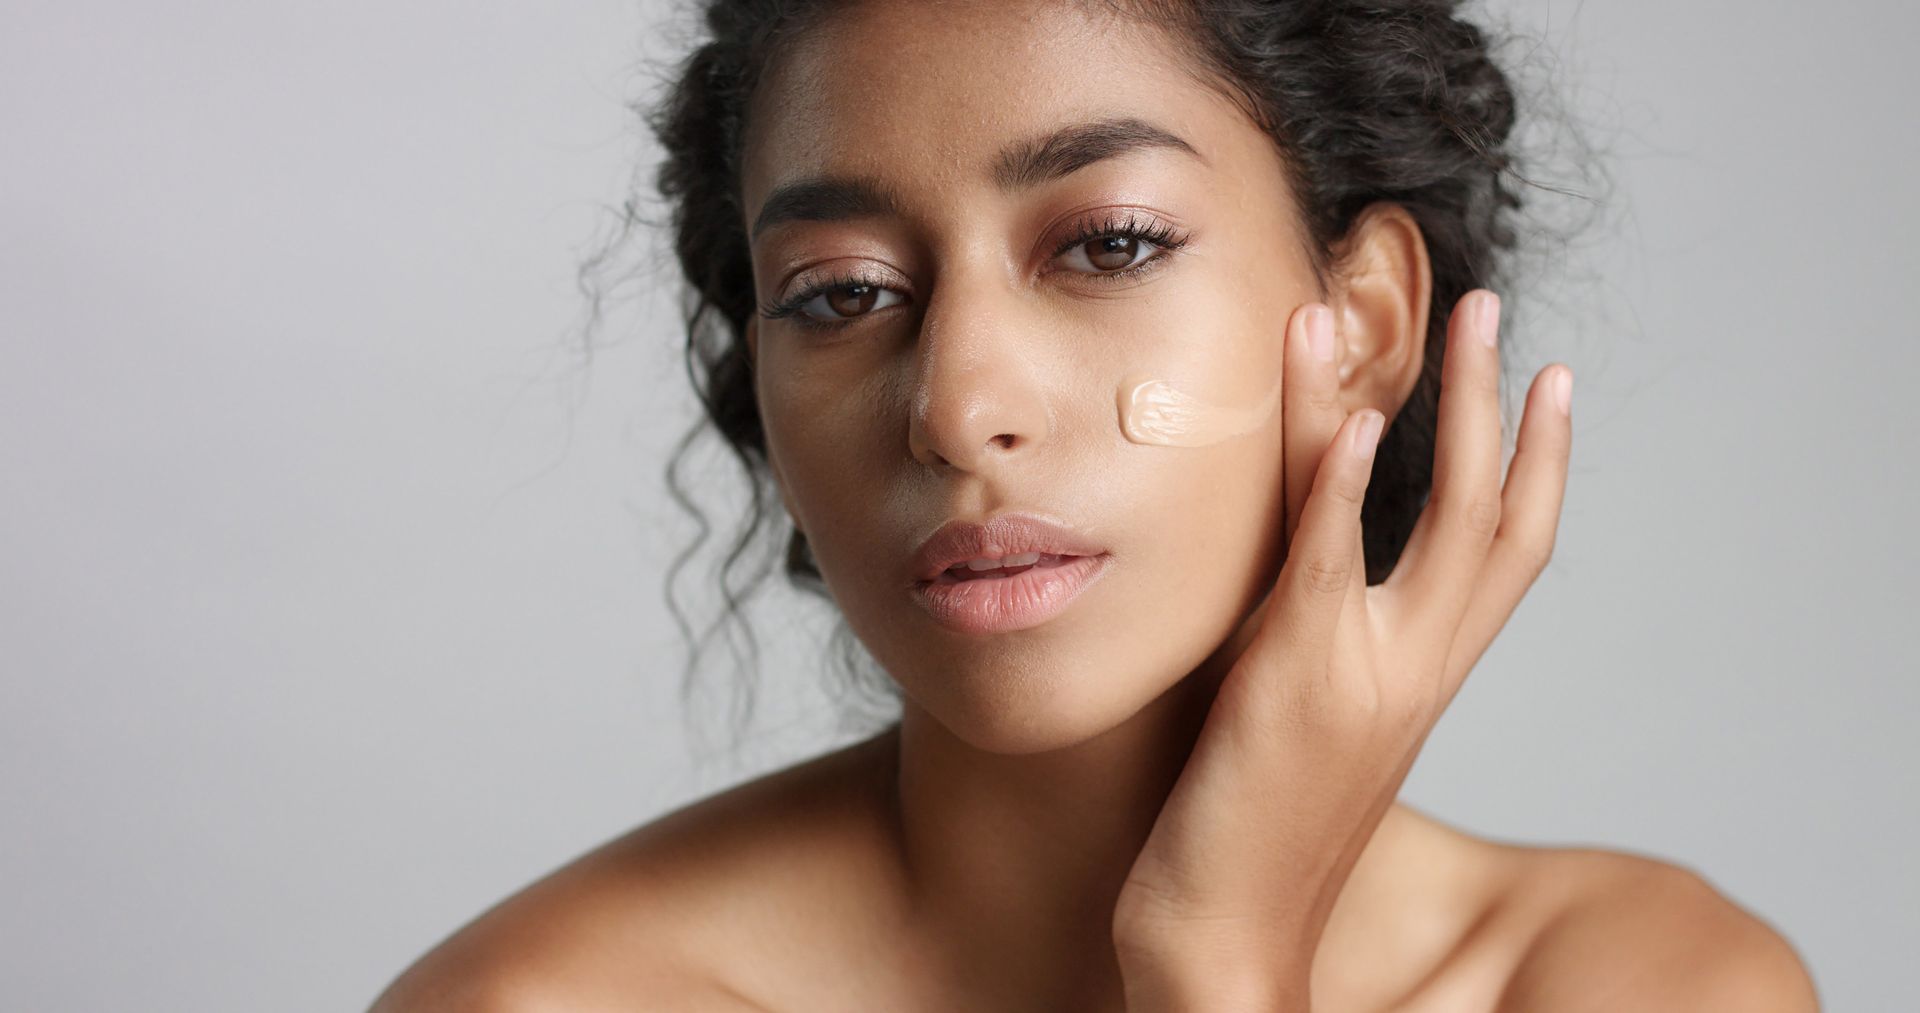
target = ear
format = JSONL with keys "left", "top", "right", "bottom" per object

{"left": 1325, "top": 202, "right": 1432, "bottom": 425}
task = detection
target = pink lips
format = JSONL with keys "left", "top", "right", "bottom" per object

{"left": 910, "top": 512, "right": 1109, "bottom": 582}
{"left": 908, "top": 512, "right": 1112, "bottom": 634}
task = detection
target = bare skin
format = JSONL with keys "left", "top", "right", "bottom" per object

{"left": 369, "top": 731, "right": 1805, "bottom": 1011}
{"left": 372, "top": 2, "right": 1817, "bottom": 1009}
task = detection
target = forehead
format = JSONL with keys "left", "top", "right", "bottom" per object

{"left": 740, "top": 1, "right": 1274, "bottom": 228}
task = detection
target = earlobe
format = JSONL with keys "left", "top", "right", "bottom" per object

{"left": 1326, "top": 202, "right": 1433, "bottom": 420}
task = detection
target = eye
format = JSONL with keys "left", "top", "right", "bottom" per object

{"left": 756, "top": 211, "right": 1193, "bottom": 332}
{"left": 1051, "top": 210, "right": 1192, "bottom": 282}
{"left": 758, "top": 272, "right": 907, "bottom": 331}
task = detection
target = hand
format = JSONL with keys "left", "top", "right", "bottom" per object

{"left": 1110, "top": 290, "right": 1574, "bottom": 1008}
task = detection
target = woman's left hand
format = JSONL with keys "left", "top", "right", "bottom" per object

{"left": 1110, "top": 289, "right": 1574, "bottom": 1008}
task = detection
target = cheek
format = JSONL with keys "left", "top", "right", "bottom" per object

{"left": 1111, "top": 417, "right": 1288, "bottom": 702}
{"left": 759, "top": 343, "right": 894, "bottom": 458}
{"left": 758, "top": 364, "right": 865, "bottom": 518}
{"left": 1098, "top": 274, "right": 1296, "bottom": 615}
{"left": 1098, "top": 274, "right": 1296, "bottom": 450}
{"left": 756, "top": 360, "right": 908, "bottom": 590}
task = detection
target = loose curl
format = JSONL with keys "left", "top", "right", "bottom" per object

{"left": 584, "top": 0, "right": 1605, "bottom": 755}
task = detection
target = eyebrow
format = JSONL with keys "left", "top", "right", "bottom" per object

{"left": 748, "top": 116, "right": 1203, "bottom": 241}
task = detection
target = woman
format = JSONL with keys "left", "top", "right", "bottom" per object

{"left": 374, "top": 0, "right": 1818, "bottom": 1008}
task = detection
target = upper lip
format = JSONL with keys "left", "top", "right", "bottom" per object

{"left": 910, "top": 511, "right": 1109, "bottom": 583}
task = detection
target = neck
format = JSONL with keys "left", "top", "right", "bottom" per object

{"left": 875, "top": 617, "right": 1257, "bottom": 1007}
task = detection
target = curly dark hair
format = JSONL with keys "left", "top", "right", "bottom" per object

{"left": 578, "top": 0, "right": 1606, "bottom": 756}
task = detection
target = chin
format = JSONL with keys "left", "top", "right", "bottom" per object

{"left": 931, "top": 685, "right": 1140, "bottom": 757}
{"left": 880, "top": 629, "right": 1194, "bottom": 757}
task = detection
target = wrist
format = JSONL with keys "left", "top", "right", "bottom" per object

{"left": 1113, "top": 905, "right": 1321, "bottom": 1011}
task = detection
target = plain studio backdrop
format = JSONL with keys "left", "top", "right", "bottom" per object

{"left": 3, "top": 1, "right": 1913, "bottom": 1009}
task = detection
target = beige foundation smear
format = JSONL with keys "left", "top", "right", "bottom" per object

{"left": 1117, "top": 373, "right": 1282, "bottom": 447}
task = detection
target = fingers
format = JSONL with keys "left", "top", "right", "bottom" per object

{"left": 1248, "top": 405, "right": 1384, "bottom": 693}
{"left": 1281, "top": 301, "right": 1372, "bottom": 675}
{"left": 1384, "top": 290, "right": 1507, "bottom": 641}
{"left": 1282, "top": 303, "right": 1348, "bottom": 549}
{"left": 1440, "top": 362, "right": 1573, "bottom": 703}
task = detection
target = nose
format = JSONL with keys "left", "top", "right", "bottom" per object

{"left": 906, "top": 273, "right": 1053, "bottom": 475}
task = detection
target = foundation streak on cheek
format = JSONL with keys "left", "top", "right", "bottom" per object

{"left": 1117, "top": 373, "right": 1281, "bottom": 447}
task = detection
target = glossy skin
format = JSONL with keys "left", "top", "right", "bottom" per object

{"left": 370, "top": 2, "right": 1819, "bottom": 1010}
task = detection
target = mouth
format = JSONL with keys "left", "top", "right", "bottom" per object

{"left": 907, "top": 511, "right": 1113, "bottom": 634}
{"left": 909, "top": 511, "right": 1111, "bottom": 585}
{"left": 909, "top": 551, "right": 1112, "bottom": 635}
{"left": 923, "top": 551, "right": 1093, "bottom": 585}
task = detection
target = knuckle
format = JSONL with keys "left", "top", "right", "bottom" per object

{"left": 1498, "top": 522, "right": 1556, "bottom": 576}
{"left": 1400, "top": 676, "right": 1444, "bottom": 724}
{"left": 1270, "top": 676, "right": 1329, "bottom": 736}
{"left": 1317, "top": 665, "right": 1381, "bottom": 713}
{"left": 1461, "top": 494, "right": 1502, "bottom": 539}
{"left": 1339, "top": 680, "right": 1387, "bottom": 723}
{"left": 1374, "top": 670, "right": 1426, "bottom": 719}
{"left": 1271, "top": 668, "right": 1326, "bottom": 721}
{"left": 1325, "top": 479, "right": 1367, "bottom": 509}
{"left": 1291, "top": 677, "right": 1375, "bottom": 736}
{"left": 1289, "top": 671, "right": 1437, "bottom": 742}
{"left": 1300, "top": 554, "right": 1353, "bottom": 595}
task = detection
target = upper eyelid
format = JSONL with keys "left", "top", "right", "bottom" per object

{"left": 768, "top": 212, "right": 1189, "bottom": 318}
{"left": 800, "top": 208, "right": 1183, "bottom": 283}
{"left": 1048, "top": 209, "right": 1188, "bottom": 251}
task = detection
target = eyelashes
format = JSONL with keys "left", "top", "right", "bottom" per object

{"left": 1049, "top": 210, "right": 1190, "bottom": 266}
{"left": 757, "top": 210, "right": 1193, "bottom": 331}
{"left": 758, "top": 270, "right": 905, "bottom": 331}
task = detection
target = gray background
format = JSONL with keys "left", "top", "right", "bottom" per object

{"left": 2, "top": 1, "right": 1912, "bottom": 1009}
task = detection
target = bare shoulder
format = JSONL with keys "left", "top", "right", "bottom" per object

{"left": 366, "top": 731, "right": 903, "bottom": 1012}
{"left": 1490, "top": 845, "right": 1820, "bottom": 1012}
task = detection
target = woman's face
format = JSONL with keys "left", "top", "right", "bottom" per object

{"left": 740, "top": 1, "right": 1327, "bottom": 753}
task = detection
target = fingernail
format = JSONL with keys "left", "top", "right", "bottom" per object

{"left": 1479, "top": 291, "right": 1501, "bottom": 348}
{"left": 1354, "top": 410, "right": 1384, "bottom": 457}
{"left": 1308, "top": 305, "right": 1336, "bottom": 362}
{"left": 1552, "top": 367, "right": 1572, "bottom": 414}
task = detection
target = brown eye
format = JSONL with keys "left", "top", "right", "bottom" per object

{"left": 1049, "top": 211, "right": 1191, "bottom": 281}
{"left": 1080, "top": 235, "right": 1143, "bottom": 271}
{"left": 770, "top": 277, "right": 906, "bottom": 327}
{"left": 825, "top": 283, "right": 880, "bottom": 317}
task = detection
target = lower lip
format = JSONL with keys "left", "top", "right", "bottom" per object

{"left": 910, "top": 553, "right": 1112, "bottom": 635}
